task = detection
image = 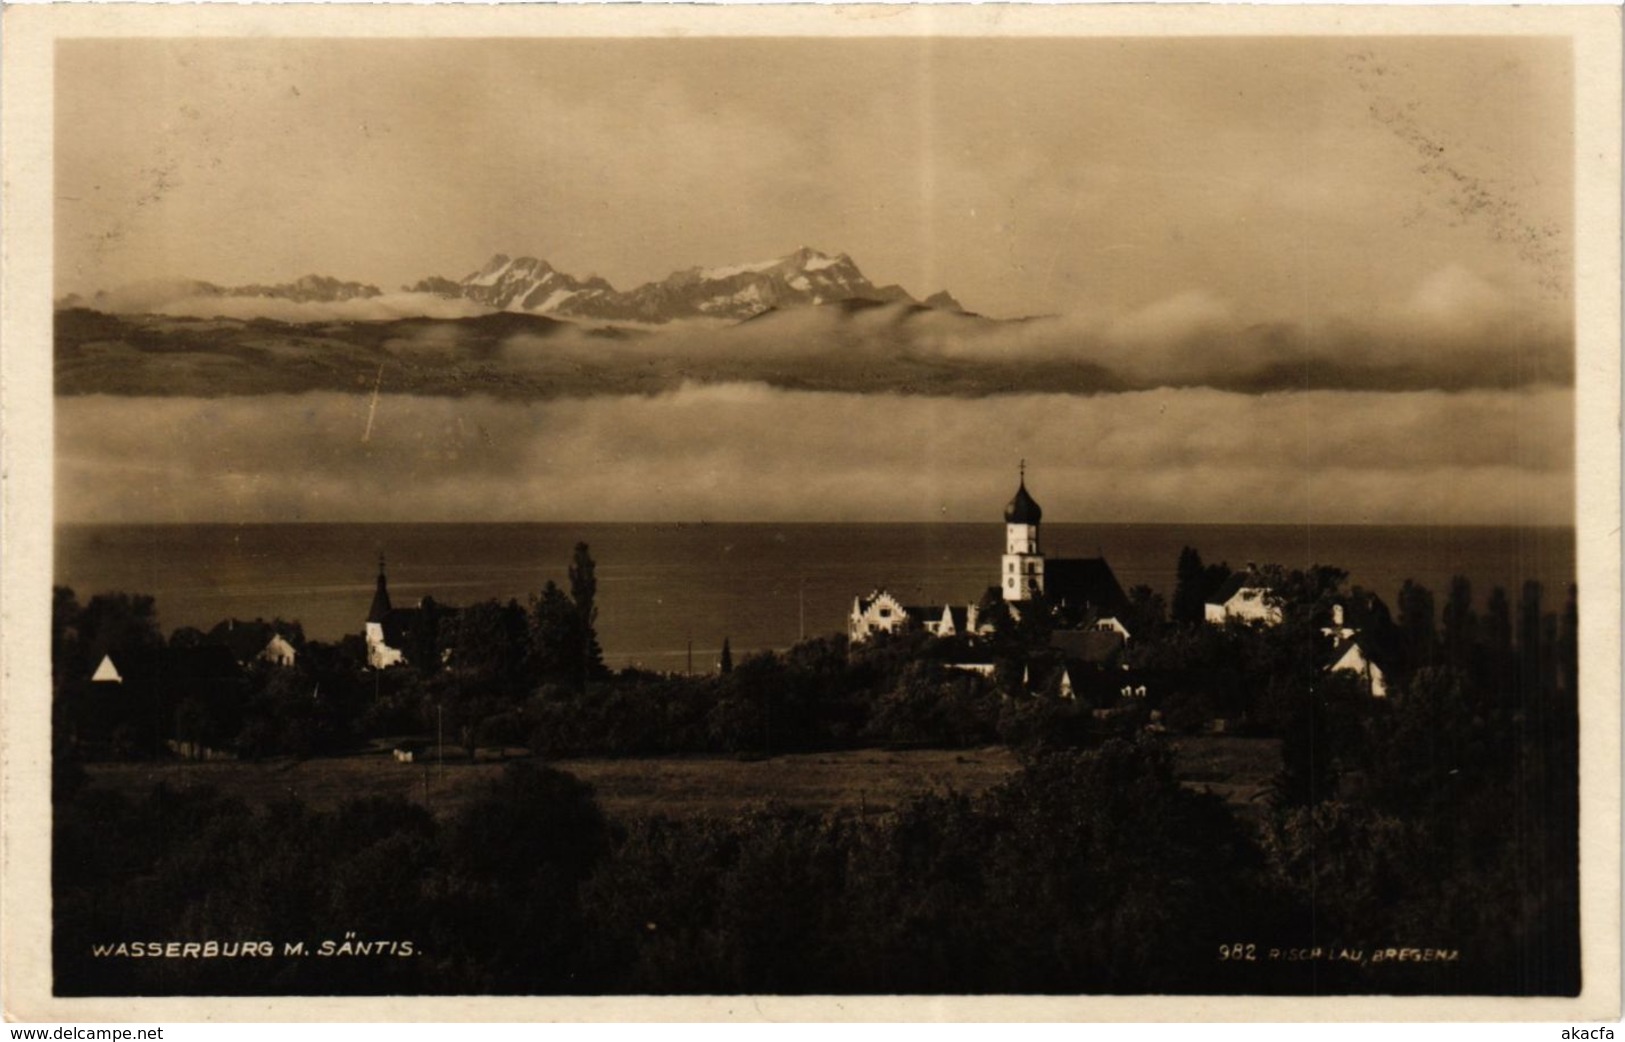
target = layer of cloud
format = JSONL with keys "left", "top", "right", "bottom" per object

{"left": 56, "top": 384, "right": 1574, "bottom": 526}
{"left": 91, "top": 289, "right": 496, "bottom": 324}
{"left": 575, "top": 269, "right": 1572, "bottom": 393}
{"left": 61, "top": 264, "right": 1571, "bottom": 399}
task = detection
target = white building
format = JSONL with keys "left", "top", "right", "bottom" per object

{"left": 1327, "top": 635, "right": 1390, "bottom": 698}
{"left": 1204, "top": 571, "right": 1282, "bottom": 626}
{"left": 849, "top": 590, "right": 911, "bottom": 641}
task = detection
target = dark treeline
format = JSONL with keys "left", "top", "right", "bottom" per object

{"left": 55, "top": 728, "right": 1576, "bottom": 995}
{"left": 52, "top": 545, "right": 1580, "bottom": 995}
{"left": 53, "top": 544, "right": 1578, "bottom": 763}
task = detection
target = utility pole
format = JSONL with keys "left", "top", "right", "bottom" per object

{"left": 799, "top": 578, "right": 806, "bottom": 643}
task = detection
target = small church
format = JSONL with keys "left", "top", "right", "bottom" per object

{"left": 364, "top": 555, "right": 447, "bottom": 669}
{"left": 850, "top": 466, "right": 1129, "bottom": 643}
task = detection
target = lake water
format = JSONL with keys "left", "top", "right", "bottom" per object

{"left": 55, "top": 523, "right": 1575, "bottom": 673}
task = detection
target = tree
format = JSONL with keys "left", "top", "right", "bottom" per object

{"left": 1558, "top": 584, "right": 1579, "bottom": 699}
{"left": 1441, "top": 576, "right": 1477, "bottom": 671}
{"left": 531, "top": 581, "right": 586, "bottom": 690}
{"left": 1270, "top": 670, "right": 1368, "bottom": 809}
{"left": 442, "top": 598, "right": 531, "bottom": 698}
{"left": 1171, "top": 547, "right": 1208, "bottom": 625}
{"left": 404, "top": 596, "right": 449, "bottom": 678}
{"left": 569, "top": 542, "right": 606, "bottom": 680}
{"left": 719, "top": 637, "right": 733, "bottom": 675}
{"left": 168, "top": 626, "right": 208, "bottom": 649}
{"left": 1122, "top": 584, "right": 1166, "bottom": 638}
{"left": 1395, "top": 579, "right": 1437, "bottom": 677}
{"left": 74, "top": 592, "right": 164, "bottom": 668}
{"left": 52, "top": 586, "right": 83, "bottom": 684}
{"left": 1518, "top": 580, "right": 1545, "bottom": 701}
{"left": 1482, "top": 585, "right": 1514, "bottom": 700}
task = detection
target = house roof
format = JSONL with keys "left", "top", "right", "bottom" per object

{"left": 1050, "top": 628, "right": 1125, "bottom": 664}
{"left": 945, "top": 606, "right": 971, "bottom": 632}
{"left": 206, "top": 619, "right": 296, "bottom": 663}
{"left": 855, "top": 590, "right": 903, "bottom": 615}
{"left": 1046, "top": 557, "right": 1128, "bottom": 613}
{"left": 1323, "top": 633, "right": 1389, "bottom": 672}
{"left": 1206, "top": 572, "right": 1266, "bottom": 606}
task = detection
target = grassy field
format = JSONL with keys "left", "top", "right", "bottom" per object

{"left": 81, "top": 736, "right": 1281, "bottom": 822}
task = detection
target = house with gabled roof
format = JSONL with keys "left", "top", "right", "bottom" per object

{"left": 207, "top": 618, "right": 299, "bottom": 668}
{"left": 1204, "top": 569, "right": 1282, "bottom": 626}
{"left": 849, "top": 590, "right": 910, "bottom": 642}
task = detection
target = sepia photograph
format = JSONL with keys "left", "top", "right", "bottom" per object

{"left": 2, "top": 2, "right": 1620, "bottom": 1022}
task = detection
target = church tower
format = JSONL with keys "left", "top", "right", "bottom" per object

{"left": 364, "top": 554, "right": 405, "bottom": 669}
{"left": 367, "top": 553, "right": 393, "bottom": 624}
{"left": 1002, "top": 462, "right": 1045, "bottom": 601}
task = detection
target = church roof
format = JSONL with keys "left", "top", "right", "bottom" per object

{"left": 1046, "top": 557, "right": 1128, "bottom": 613}
{"left": 377, "top": 607, "right": 424, "bottom": 649}
{"left": 1004, "top": 478, "right": 1043, "bottom": 525}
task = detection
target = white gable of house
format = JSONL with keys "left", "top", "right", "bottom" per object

{"left": 1096, "top": 616, "right": 1131, "bottom": 641}
{"left": 849, "top": 590, "right": 911, "bottom": 642}
{"left": 258, "top": 634, "right": 297, "bottom": 667}
{"left": 1330, "top": 640, "right": 1389, "bottom": 698}
{"left": 1207, "top": 585, "right": 1282, "bottom": 625}
{"left": 366, "top": 620, "right": 407, "bottom": 670}
{"left": 91, "top": 654, "right": 123, "bottom": 683}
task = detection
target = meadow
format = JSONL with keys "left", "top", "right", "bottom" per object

{"left": 81, "top": 734, "right": 1280, "bottom": 822}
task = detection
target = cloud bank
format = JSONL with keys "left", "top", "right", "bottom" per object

{"left": 60, "top": 264, "right": 1571, "bottom": 399}
{"left": 501, "top": 270, "right": 1570, "bottom": 394}
{"left": 56, "top": 385, "right": 1573, "bottom": 527}
{"left": 97, "top": 289, "right": 498, "bottom": 324}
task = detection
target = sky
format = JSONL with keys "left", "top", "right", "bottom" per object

{"left": 51, "top": 35, "right": 1576, "bottom": 526}
{"left": 56, "top": 36, "right": 1572, "bottom": 319}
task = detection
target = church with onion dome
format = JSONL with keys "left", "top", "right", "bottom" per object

{"left": 849, "top": 465, "right": 1130, "bottom": 644}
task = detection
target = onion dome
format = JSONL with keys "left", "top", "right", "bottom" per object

{"left": 1004, "top": 473, "right": 1043, "bottom": 525}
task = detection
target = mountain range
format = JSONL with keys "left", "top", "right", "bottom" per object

{"left": 61, "top": 248, "right": 966, "bottom": 324}
{"left": 407, "top": 246, "right": 965, "bottom": 323}
{"left": 58, "top": 274, "right": 384, "bottom": 311}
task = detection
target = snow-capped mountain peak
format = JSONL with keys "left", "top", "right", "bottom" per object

{"left": 409, "top": 247, "right": 959, "bottom": 322}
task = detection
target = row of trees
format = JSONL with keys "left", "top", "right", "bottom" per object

{"left": 53, "top": 545, "right": 1580, "bottom": 763}
{"left": 54, "top": 729, "right": 1577, "bottom": 996}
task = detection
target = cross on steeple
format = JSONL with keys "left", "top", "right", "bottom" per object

{"left": 1019, "top": 458, "right": 1026, "bottom": 482}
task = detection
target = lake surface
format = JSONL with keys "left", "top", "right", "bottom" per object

{"left": 55, "top": 523, "right": 1575, "bottom": 673}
